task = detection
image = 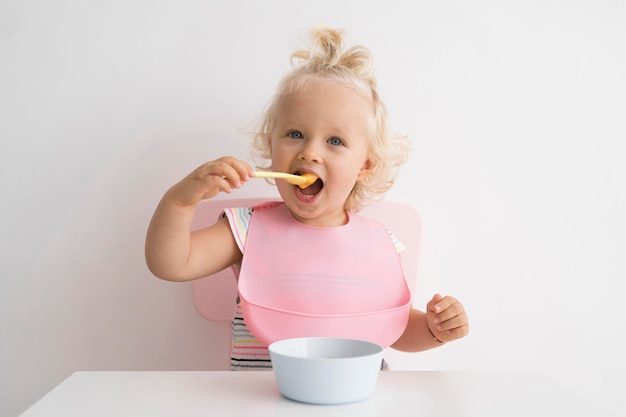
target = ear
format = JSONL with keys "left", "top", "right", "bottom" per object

{"left": 357, "top": 158, "right": 375, "bottom": 180}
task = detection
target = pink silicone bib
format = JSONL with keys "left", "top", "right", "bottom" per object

{"left": 238, "top": 204, "right": 411, "bottom": 347}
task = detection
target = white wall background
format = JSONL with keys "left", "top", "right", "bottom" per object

{"left": 1, "top": 1, "right": 625, "bottom": 416}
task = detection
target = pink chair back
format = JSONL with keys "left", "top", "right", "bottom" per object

{"left": 190, "top": 198, "right": 422, "bottom": 322}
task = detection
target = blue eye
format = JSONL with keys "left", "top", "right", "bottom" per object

{"left": 328, "top": 137, "right": 344, "bottom": 146}
{"left": 288, "top": 131, "right": 303, "bottom": 139}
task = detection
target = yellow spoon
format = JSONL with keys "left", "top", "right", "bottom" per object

{"left": 254, "top": 171, "right": 318, "bottom": 188}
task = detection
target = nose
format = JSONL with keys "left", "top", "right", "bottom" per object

{"left": 296, "top": 139, "right": 322, "bottom": 163}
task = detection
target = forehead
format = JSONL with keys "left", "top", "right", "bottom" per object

{"left": 276, "top": 80, "right": 374, "bottom": 131}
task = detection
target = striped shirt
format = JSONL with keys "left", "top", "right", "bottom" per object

{"left": 222, "top": 206, "right": 404, "bottom": 371}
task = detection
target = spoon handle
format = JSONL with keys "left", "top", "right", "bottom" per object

{"left": 253, "top": 171, "right": 306, "bottom": 185}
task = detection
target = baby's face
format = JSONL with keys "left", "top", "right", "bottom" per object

{"left": 270, "top": 80, "right": 374, "bottom": 227}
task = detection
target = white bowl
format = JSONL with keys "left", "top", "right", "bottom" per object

{"left": 268, "top": 337, "right": 384, "bottom": 404}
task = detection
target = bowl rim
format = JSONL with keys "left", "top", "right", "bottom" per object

{"left": 268, "top": 336, "right": 384, "bottom": 360}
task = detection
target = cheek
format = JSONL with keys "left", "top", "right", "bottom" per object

{"left": 329, "top": 166, "right": 362, "bottom": 193}
{"left": 269, "top": 143, "right": 282, "bottom": 166}
{"left": 270, "top": 148, "right": 286, "bottom": 169}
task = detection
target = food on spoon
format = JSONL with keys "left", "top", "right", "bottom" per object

{"left": 297, "top": 173, "right": 318, "bottom": 189}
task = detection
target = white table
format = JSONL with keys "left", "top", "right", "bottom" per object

{"left": 19, "top": 371, "right": 615, "bottom": 417}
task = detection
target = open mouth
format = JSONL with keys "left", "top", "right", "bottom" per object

{"left": 294, "top": 171, "right": 324, "bottom": 196}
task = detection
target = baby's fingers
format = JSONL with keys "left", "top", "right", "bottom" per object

{"left": 443, "top": 323, "right": 470, "bottom": 341}
{"left": 434, "top": 311, "right": 469, "bottom": 333}
{"left": 429, "top": 294, "right": 463, "bottom": 317}
{"left": 211, "top": 157, "right": 252, "bottom": 188}
{"left": 433, "top": 299, "right": 465, "bottom": 323}
{"left": 428, "top": 294, "right": 470, "bottom": 342}
{"left": 174, "top": 157, "right": 253, "bottom": 204}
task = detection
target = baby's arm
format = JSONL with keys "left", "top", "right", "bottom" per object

{"left": 145, "top": 156, "right": 253, "bottom": 282}
{"left": 392, "top": 294, "right": 469, "bottom": 352}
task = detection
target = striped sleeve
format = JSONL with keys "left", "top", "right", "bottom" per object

{"left": 388, "top": 230, "right": 405, "bottom": 254}
{"left": 222, "top": 207, "right": 253, "bottom": 253}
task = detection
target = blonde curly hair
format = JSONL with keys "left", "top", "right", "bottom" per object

{"left": 252, "top": 26, "right": 411, "bottom": 212}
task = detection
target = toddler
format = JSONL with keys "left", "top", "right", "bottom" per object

{"left": 145, "top": 26, "right": 469, "bottom": 370}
